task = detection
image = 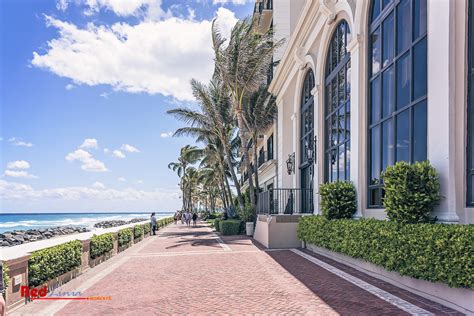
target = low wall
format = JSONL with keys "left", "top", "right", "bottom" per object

{"left": 306, "top": 244, "right": 474, "bottom": 315}
{"left": 2, "top": 219, "right": 169, "bottom": 311}
{"left": 254, "top": 215, "right": 302, "bottom": 248}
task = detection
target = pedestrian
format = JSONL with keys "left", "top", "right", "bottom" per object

{"left": 174, "top": 212, "right": 178, "bottom": 225}
{"left": 150, "top": 212, "right": 157, "bottom": 235}
{"left": 185, "top": 212, "right": 192, "bottom": 227}
{"left": 192, "top": 212, "right": 197, "bottom": 227}
{"left": 181, "top": 211, "right": 185, "bottom": 224}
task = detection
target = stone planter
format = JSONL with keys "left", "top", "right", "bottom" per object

{"left": 245, "top": 222, "right": 254, "bottom": 236}
{"left": 89, "top": 251, "right": 113, "bottom": 268}
{"left": 118, "top": 243, "right": 131, "bottom": 253}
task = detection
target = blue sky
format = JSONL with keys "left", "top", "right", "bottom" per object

{"left": 0, "top": 0, "right": 253, "bottom": 213}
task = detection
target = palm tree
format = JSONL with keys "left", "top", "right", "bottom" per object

{"left": 167, "top": 79, "right": 246, "bottom": 211}
{"left": 168, "top": 145, "right": 202, "bottom": 211}
{"left": 211, "top": 17, "right": 283, "bottom": 209}
{"left": 243, "top": 85, "right": 277, "bottom": 200}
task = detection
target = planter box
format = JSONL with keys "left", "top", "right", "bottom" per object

{"left": 89, "top": 251, "right": 113, "bottom": 268}
{"left": 26, "top": 267, "right": 81, "bottom": 303}
{"left": 118, "top": 243, "right": 131, "bottom": 253}
{"left": 306, "top": 243, "right": 474, "bottom": 314}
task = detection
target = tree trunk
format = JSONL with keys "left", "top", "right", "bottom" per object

{"left": 224, "top": 174, "right": 233, "bottom": 208}
{"left": 224, "top": 146, "right": 245, "bottom": 211}
{"left": 236, "top": 109, "right": 256, "bottom": 209}
{"left": 252, "top": 133, "right": 260, "bottom": 204}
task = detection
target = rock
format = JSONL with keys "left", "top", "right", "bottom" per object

{"left": 0, "top": 241, "right": 10, "bottom": 247}
{"left": 13, "top": 235, "right": 25, "bottom": 243}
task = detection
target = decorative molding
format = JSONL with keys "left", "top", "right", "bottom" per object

{"left": 347, "top": 34, "right": 363, "bottom": 53}
{"left": 320, "top": 0, "right": 338, "bottom": 24}
{"left": 295, "top": 47, "right": 307, "bottom": 70}
{"left": 311, "top": 84, "right": 320, "bottom": 97}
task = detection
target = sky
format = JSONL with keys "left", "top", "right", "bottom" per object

{"left": 0, "top": 0, "right": 254, "bottom": 213}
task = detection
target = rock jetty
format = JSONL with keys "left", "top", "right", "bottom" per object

{"left": 94, "top": 218, "right": 147, "bottom": 228}
{"left": 0, "top": 226, "right": 89, "bottom": 247}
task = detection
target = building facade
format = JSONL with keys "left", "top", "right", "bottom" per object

{"left": 265, "top": 0, "right": 474, "bottom": 224}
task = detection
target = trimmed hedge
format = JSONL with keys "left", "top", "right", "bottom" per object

{"left": 118, "top": 228, "right": 133, "bottom": 247}
{"left": 298, "top": 216, "right": 474, "bottom": 289}
{"left": 219, "top": 220, "right": 242, "bottom": 235}
{"left": 134, "top": 225, "right": 144, "bottom": 239}
{"left": 319, "top": 181, "right": 357, "bottom": 219}
{"left": 2, "top": 263, "right": 10, "bottom": 296}
{"left": 382, "top": 161, "right": 441, "bottom": 224}
{"left": 214, "top": 218, "right": 221, "bottom": 232}
{"left": 29, "top": 240, "right": 82, "bottom": 287}
{"left": 143, "top": 222, "right": 151, "bottom": 234}
{"left": 90, "top": 233, "right": 114, "bottom": 259}
{"left": 157, "top": 217, "right": 174, "bottom": 228}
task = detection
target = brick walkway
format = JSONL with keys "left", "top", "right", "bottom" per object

{"left": 10, "top": 222, "right": 462, "bottom": 315}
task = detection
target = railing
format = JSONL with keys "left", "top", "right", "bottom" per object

{"left": 257, "top": 188, "right": 314, "bottom": 215}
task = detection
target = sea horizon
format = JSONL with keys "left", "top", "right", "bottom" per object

{"left": 0, "top": 212, "right": 174, "bottom": 233}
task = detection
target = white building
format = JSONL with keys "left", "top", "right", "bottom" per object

{"left": 254, "top": 0, "right": 474, "bottom": 225}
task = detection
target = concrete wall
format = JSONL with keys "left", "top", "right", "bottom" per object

{"left": 253, "top": 215, "right": 302, "bottom": 249}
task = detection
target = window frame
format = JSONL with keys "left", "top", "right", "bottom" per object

{"left": 324, "top": 20, "right": 352, "bottom": 183}
{"left": 367, "top": 0, "right": 428, "bottom": 208}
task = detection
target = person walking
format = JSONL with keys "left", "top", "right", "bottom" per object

{"left": 174, "top": 212, "right": 178, "bottom": 225}
{"left": 150, "top": 212, "right": 157, "bottom": 235}
{"left": 185, "top": 212, "right": 192, "bottom": 227}
{"left": 180, "top": 211, "right": 185, "bottom": 224}
{"left": 192, "top": 212, "right": 198, "bottom": 227}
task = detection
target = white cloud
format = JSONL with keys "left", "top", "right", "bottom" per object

{"left": 104, "top": 148, "right": 110, "bottom": 153}
{"left": 120, "top": 144, "right": 140, "bottom": 153}
{"left": 31, "top": 8, "right": 238, "bottom": 101}
{"left": 112, "top": 150, "right": 126, "bottom": 158}
{"left": 6, "top": 160, "right": 31, "bottom": 170}
{"left": 65, "top": 83, "right": 75, "bottom": 90}
{"left": 9, "top": 137, "right": 33, "bottom": 147}
{"left": 137, "top": 180, "right": 143, "bottom": 184}
{"left": 92, "top": 181, "right": 106, "bottom": 189}
{"left": 56, "top": 0, "right": 69, "bottom": 11}
{"left": 80, "top": 138, "right": 98, "bottom": 149}
{"left": 117, "top": 177, "right": 126, "bottom": 182}
{"left": 99, "top": 92, "right": 109, "bottom": 99}
{"left": 65, "top": 149, "right": 108, "bottom": 172}
{"left": 160, "top": 132, "right": 173, "bottom": 138}
{"left": 4, "top": 170, "right": 38, "bottom": 179}
{"left": 212, "top": 0, "right": 250, "bottom": 5}
{"left": 0, "top": 179, "right": 179, "bottom": 203}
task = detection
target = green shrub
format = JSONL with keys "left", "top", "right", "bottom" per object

{"left": 319, "top": 181, "right": 357, "bottom": 219}
{"left": 143, "top": 223, "right": 151, "bottom": 234}
{"left": 134, "top": 225, "right": 144, "bottom": 239}
{"left": 156, "top": 217, "right": 173, "bottom": 229}
{"left": 2, "top": 263, "right": 10, "bottom": 296}
{"left": 28, "top": 240, "right": 82, "bottom": 287}
{"left": 298, "top": 216, "right": 474, "bottom": 289}
{"left": 219, "top": 220, "right": 242, "bottom": 235}
{"left": 214, "top": 218, "right": 221, "bottom": 232}
{"left": 118, "top": 228, "right": 133, "bottom": 247}
{"left": 238, "top": 204, "right": 254, "bottom": 222}
{"left": 382, "top": 160, "right": 441, "bottom": 224}
{"left": 90, "top": 233, "right": 114, "bottom": 259}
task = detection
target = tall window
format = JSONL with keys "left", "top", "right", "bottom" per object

{"left": 368, "top": 0, "right": 427, "bottom": 207}
{"left": 467, "top": 0, "right": 474, "bottom": 205}
{"left": 325, "top": 21, "right": 351, "bottom": 182}
{"left": 267, "top": 134, "right": 274, "bottom": 160}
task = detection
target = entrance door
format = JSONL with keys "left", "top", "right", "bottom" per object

{"left": 300, "top": 70, "right": 315, "bottom": 214}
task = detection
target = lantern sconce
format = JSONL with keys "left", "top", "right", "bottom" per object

{"left": 286, "top": 152, "right": 295, "bottom": 175}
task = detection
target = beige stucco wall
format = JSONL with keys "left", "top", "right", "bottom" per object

{"left": 269, "top": 0, "right": 474, "bottom": 224}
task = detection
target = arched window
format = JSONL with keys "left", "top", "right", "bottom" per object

{"left": 325, "top": 21, "right": 351, "bottom": 182}
{"left": 300, "top": 69, "right": 315, "bottom": 214}
{"left": 467, "top": 0, "right": 474, "bottom": 205}
{"left": 368, "top": 0, "right": 427, "bottom": 207}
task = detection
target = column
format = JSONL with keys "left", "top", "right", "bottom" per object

{"left": 427, "top": 0, "right": 459, "bottom": 222}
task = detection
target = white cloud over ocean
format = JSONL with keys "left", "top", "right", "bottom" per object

{"left": 31, "top": 7, "right": 238, "bottom": 101}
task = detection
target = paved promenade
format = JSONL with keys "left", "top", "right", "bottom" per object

{"left": 11, "top": 222, "right": 461, "bottom": 315}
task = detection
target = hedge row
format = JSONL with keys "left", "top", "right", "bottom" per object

{"left": 90, "top": 233, "right": 114, "bottom": 259}
{"left": 134, "top": 225, "right": 144, "bottom": 239}
{"left": 29, "top": 240, "right": 82, "bottom": 287}
{"left": 143, "top": 222, "right": 151, "bottom": 234}
{"left": 118, "top": 228, "right": 133, "bottom": 247}
{"left": 157, "top": 217, "right": 174, "bottom": 228}
{"left": 298, "top": 216, "right": 474, "bottom": 289}
{"left": 214, "top": 219, "right": 242, "bottom": 235}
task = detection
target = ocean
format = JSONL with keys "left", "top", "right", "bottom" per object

{"left": 0, "top": 212, "right": 174, "bottom": 233}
